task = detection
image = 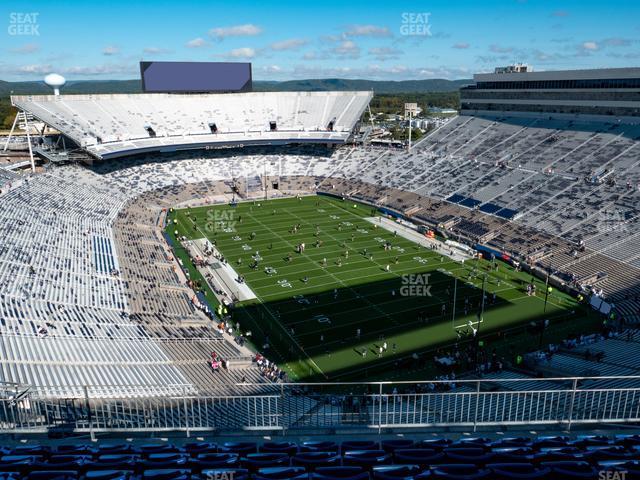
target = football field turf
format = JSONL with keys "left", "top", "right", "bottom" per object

{"left": 168, "top": 195, "right": 587, "bottom": 381}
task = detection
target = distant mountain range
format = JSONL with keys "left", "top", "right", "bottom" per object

{"left": 0, "top": 78, "right": 470, "bottom": 96}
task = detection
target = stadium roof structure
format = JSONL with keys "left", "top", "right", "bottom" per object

{"left": 11, "top": 91, "right": 373, "bottom": 160}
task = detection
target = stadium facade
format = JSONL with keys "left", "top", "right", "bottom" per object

{"left": 460, "top": 66, "right": 640, "bottom": 122}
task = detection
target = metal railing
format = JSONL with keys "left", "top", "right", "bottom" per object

{"left": 2, "top": 376, "right": 640, "bottom": 436}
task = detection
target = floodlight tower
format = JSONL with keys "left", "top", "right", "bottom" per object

{"left": 44, "top": 73, "right": 66, "bottom": 96}
{"left": 404, "top": 103, "right": 418, "bottom": 151}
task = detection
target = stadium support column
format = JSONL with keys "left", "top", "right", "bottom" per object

{"left": 407, "top": 109, "right": 412, "bottom": 151}
{"left": 23, "top": 112, "right": 36, "bottom": 172}
{"left": 264, "top": 157, "right": 268, "bottom": 201}
{"left": 2, "top": 111, "right": 20, "bottom": 152}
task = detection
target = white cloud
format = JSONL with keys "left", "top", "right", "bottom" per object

{"left": 208, "top": 24, "right": 262, "bottom": 41}
{"left": 452, "top": 42, "right": 470, "bottom": 49}
{"left": 582, "top": 41, "right": 598, "bottom": 51}
{"left": 185, "top": 37, "right": 208, "bottom": 48}
{"left": 9, "top": 43, "right": 39, "bottom": 54}
{"left": 344, "top": 24, "right": 391, "bottom": 37}
{"left": 16, "top": 64, "right": 53, "bottom": 74}
{"left": 102, "top": 45, "right": 120, "bottom": 56}
{"left": 368, "top": 47, "right": 403, "bottom": 61}
{"left": 224, "top": 47, "right": 257, "bottom": 59}
{"left": 270, "top": 38, "right": 308, "bottom": 51}
{"left": 332, "top": 40, "right": 360, "bottom": 58}
{"left": 489, "top": 44, "right": 514, "bottom": 53}
{"left": 143, "top": 47, "right": 172, "bottom": 55}
{"left": 261, "top": 64, "right": 282, "bottom": 73}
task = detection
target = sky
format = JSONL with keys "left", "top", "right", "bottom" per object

{"left": 2, "top": 0, "right": 640, "bottom": 82}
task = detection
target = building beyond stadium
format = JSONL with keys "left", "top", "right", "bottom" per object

{"left": 460, "top": 66, "right": 640, "bottom": 122}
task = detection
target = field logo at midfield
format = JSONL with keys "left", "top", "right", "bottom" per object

{"left": 400, "top": 273, "right": 433, "bottom": 297}
{"left": 400, "top": 12, "right": 431, "bottom": 36}
{"left": 206, "top": 209, "right": 237, "bottom": 233}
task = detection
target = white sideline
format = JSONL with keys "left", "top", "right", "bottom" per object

{"left": 363, "top": 216, "right": 473, "bottom": 263}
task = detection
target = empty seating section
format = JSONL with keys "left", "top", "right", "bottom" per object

{"left": 0, "top": 147, "right": 347, "bottom": 398}
{"left": 319, "top": 115, "right": 640, "bottom": 319}
{"left": 11, "top": 92, "right": 373, "bottom": 159}
{"left": 0, "top": 435, "right": 638, "bottom": 479}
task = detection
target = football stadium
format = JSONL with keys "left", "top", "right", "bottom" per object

{"left": 1, "top": 1, "right": 640, "bottom": 478}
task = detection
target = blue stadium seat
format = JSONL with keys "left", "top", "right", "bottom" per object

{"left": 96, "top": 445, "right": 137, "bottom": 455}
{"left": 342, "top": 441, "right": 379, "bottom": 451}
{"left": 191, "top": 452, "right": 240, "bottom": 471}
{"left": 415, "top": 439, "right": 452, "bottom": 451}
{"left": 140, "top": 453, "right": 189, "bottom": 470}
{"left": 34, "top": 454, "right": 92, "bottom": 472}
{"left": 381, "top": 440, "right": 415, "bottom": 453}
{"left": 85, "top": 471, "right": 134, "bottom": 480}
{"left": 200, "top": 468, "right": 249, "bottom": 480}
{"left": 312, "top": 466, "right": 370, "bottom": 480}
{"left": 429, "top": 464, "right": 491, "bottom": 479}
{"left": 91, "top": 454, "right": 140, "bottom": 471}
{"left": 300, "top": 441, "right": 339, "bottom": 453}
{"left": 0, "top": 474, "right": 19, "bottom": 480}
{"left": 139, "top": 444, "right": 180, "bottom": 456}
{"left": 261, "top": 442, "right": 299, "bottom": 456}
{"left": 343, "top": 450, "right": 392, "bottom": 469}
{"left": 535, "top": 446, "right": 584, "bottom": 461}
{"left": 533, "top": 436, "right": 570, "bottom": 449}
{"left": 183, "top": 442, "right": 218, "bottom": 456}
{"left": 243, "top": 452, "right": 290, "bottom": 472}
{"left": 56, "top": 445, "right": 96, "bottom": 456}
{"left": 141, "top": 469, "right": 191, "bottom": 480}
{"left": 572, "top": 435, "right": 611, "bottom": 448}
{"left": 450, "top": 439, "right": 491, "bottom": 450}
{"left": 220, "top": 442, "right": 258, "bottom": 455}
{"left": 26, "top": 472, "right": 78, "bottom": 480}
{"left": 487, "top": 462, "right": 551, "bottom": 479}
{"left": 373, "top": 464, "right": 423, "bottom": 479}
{"left": 585, "top": 445, "right": 635, "bottom": 462}
{"left": 615, "top": 434, "right": 640, "bottom": 448}
{"left": 24, "top": 470, "right": 78, "bottom": 480}
{"left": 292, "top": 451, "right": 341, "bottom": 470}
{"left": 393, "top": 449, "right": 446, "bottom": 467}
{"left": 255, "top": 466, "right": 307, "bottom": 479}
{"left": 490, "top": 447, "right": 534, "bottom": 464}
{"left": 597, "top": 460, "right": 640, "bottom": 478}
{"left": 539, "top": 461, "right": 598, "bottom": 479}
{"left": 489, "top": 438, "right": 532, "bottom": 449}
{"left": 10, "top": 445, "right": 50, "bottom": 457}
{"left": 0, "top": 455, "right": 43, "bottom": 475}
{"left": 443, "top": 448, "right": 495, "bottom": 465}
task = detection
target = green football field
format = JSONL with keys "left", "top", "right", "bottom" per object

{"left": 167, "top": 195, "right": 589, "bottom": 381}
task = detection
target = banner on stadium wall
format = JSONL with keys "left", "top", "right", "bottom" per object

{"left": 378, "top": 207, "right": 402, "bottom": 219}
{"left": 474, "top": 244, "right": 512, "bottom": 263}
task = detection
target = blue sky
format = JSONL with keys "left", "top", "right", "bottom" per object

{"left": 2, "top": 0, "right": 639, "bottom": 81}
